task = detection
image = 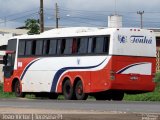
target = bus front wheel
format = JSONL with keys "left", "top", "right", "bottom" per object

{"left": 14, "top": 81, "right": 25, "bottom": 97}
{"left": 62, "top": 79, "right": 75, "bottom": 100}
{"left": 49, "top": 93, "right": 58, "bottom": 99}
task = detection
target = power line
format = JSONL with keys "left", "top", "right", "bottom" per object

{"left": 62, "top": 16, "right": 106, "bottom": 23}
{"left": 60, "top": 17, "right": 105, "bottom": 27}
{"left": 47, "top": 8, "right": 113, "bottom": 14}
{"left": 46, "top": 8, "right": 108, "bottom": 17}
{"left": 0, "top": 8, "right": 39, "bottom": 19}
{"left": 46, "top": 11, "right": 107, "bottom": 22}
{"left": 58, "top": 8, "right": 113, "bottom": 13}
{"left": 47, "top": 8, "right": 160, "bottom": 22}
{"left": 45, "top": 12, "right": 160, "bottom": 25}
{"left": 47, "top": 7, "right": 160, "bottom": 14}
{"left": 0, "top": 12, "right": 39, "bottom": 24}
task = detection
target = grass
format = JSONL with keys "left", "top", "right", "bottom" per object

{"left": 0, "top": 83, "right": 15, "bottom": 98}
{"left": 124, "top": 84, "right": 160, "bottom": 101}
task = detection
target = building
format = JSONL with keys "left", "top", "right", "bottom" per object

{"left": 0, "top": 28, "right": 28, "bottom": 83}
{"left": 0, "top": 28, "right": 28, "bottom": 50}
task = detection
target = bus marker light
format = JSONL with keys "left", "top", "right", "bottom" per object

{"left": 110, "top": 70, "right": 115, "bottom": 80}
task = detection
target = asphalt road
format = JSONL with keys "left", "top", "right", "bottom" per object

{"left": 0, "top": 98, "right": 160, "bottom": 120}
{"left": 0, "top": 98, "right": 159, "bottom": 113}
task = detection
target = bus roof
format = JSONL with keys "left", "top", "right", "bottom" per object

{"left": 8, "top": 27, "right": 156, "bottom": 57}
{"left": 12, "top": 27, "right": 154, "bottom": 40}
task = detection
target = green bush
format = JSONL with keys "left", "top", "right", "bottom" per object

{"left": 154, "top": 72, "right": 160, "bottom": 83}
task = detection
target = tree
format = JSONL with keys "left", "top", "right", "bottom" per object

{"left": 25, "top": 19, "right": 40, "bottom": 35}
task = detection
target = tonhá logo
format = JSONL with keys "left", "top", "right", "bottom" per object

{"left": 118, "top": 35, "right": 127, "bottom": 43}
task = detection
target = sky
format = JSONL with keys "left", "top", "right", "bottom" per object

{"left": 0, "top": 0, "right": 160, "bottom": 28}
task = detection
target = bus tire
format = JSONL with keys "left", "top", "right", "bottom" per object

{"left": 75, "top": 80, "right": 88, "bottom": 100}
{"left": 35, "top": 93, "right": 42, "bottom": 98}
{"left": 94, "top": 91, "right": 111, "bottom": 100}
{"left": 111, "top": 91, "right": 124, "bottom": 101}
{"left": 63, "top": 79, "right": 75, "bottom": 100}
{"left": 49, "top": 93, "right": 58, "bottom": 99}
{"left": 14, "top": 80, "right": 25, "bottom": 97}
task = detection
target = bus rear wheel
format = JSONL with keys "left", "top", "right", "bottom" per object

{"left": 14, "top": 81, "right": 25, "bottom": 97}
{"left": 94, "top": 91, "right": 111, "bottom": 100}
{"left": 75, "top": 80, "right": 88, "bottom": 100}
{"left": 111, "top": 91, "right": 124, "bottom": 101}
{"left": 63, "top": 79, "right": 75, "bottom": 100}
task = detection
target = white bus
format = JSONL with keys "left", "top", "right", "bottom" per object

{"left": 3, "top": 27, "right": 156, "bottom": 100}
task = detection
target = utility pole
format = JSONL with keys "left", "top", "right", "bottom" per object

{"left": 40, "top": 0, "right": 44, "bottom": 32}
{"left": 137, "top": 11, "right": 144, "bottom": 29}
{"left": 55, "top": 3, "right": 60, "bottom": 28}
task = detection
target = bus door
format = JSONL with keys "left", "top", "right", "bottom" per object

{"left": 3, "top": 39, "right": 17, "bottom": 78}
{"left": 3, "top": 51, "right": 15, "bottom": 78}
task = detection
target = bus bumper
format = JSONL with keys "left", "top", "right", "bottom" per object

{"left": 110, "top": 74, "right": 156, "bottom": 92}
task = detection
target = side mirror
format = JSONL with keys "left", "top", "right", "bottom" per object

{"left": 3, "top": 55, "right": 7, "bottom": 65}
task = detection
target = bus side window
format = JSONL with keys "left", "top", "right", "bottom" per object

{"left": 64, "top": 38, "right": 72, "bottom": 55}
{"left": 92, "top": 37, "right": 96, "bottom": 53}
{"left": 32, "top": 40, "right": 36, "bottom": 55}
{"left": 72, "top": 38, "right": 80, "bottom": 54}
{"left": 88, "top": 36, "right": 110, "bottom": 54}
{"left": 35, "top": 40, "right": 43, "bottom": 55}
{"left": 88, "top": 38, "right": 92, "bottom": 53}
{"left": 88, "top": 37, "right": 95, "bottom": 53}
{"left": 61, "top": 39, "right": 66, "bottom": 54}
{"left": 18, "top": 40, "right": 26, "bottom": 56}
{"left": 78, "top": 37, "right": 88, "bottom": 54}
{"left": 56, "top": 40, "right": 60, "bottom": 55}
{"left": 57, "top": 39, "right": 66, "bottom": 55}
{"left": 72, "top": 38, "right": 77, "bottom": 54}
{"left": 49, "top": 40, "right": 57, "bottom": 55}
{"left": 94, "top": 37, "right": 104, "bottom": 53}
{"left": 43, "top": 40, "right": 50, "bottom": 55}
{"left": 25, "top": 40, "right": 32, "bottom": 55}
{"left": 103, "top": 36, "right": 110, "bottom": 54}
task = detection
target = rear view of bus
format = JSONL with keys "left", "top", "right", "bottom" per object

{"left": 107, "top": 28, "right": 156, "bottom": 100}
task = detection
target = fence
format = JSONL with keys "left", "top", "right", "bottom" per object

{"left": 156, "top": 49, "right": 160, "bottom": 71}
